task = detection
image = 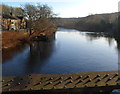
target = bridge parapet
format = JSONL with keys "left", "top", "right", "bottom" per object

{"left": 1, "top": 71, "right": 120, "bottom": 93}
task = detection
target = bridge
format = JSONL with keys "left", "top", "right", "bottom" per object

{"left": 1, "top": 71, "right": 120, "bottom": 94}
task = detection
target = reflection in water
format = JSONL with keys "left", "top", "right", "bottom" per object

{"left": 115, "top": 37, "right": 120, "bottom": 72}
{"left": 81, "top": 32, "right": 120, "bottom": 72}
{"left": 25, "top": 34, "right": 56, "bottom": 73}
{"left": 2, "top": 44, "right": 28, "bottom": 63}
{"left": 115, "top": 37, "right": 120, "bottom": 51}
{"left": 2, "top": 34, "right": 56, "bottom": 76}
{"left": 84, "top": 33, "right": 117, "bottom": 48}
{"left": 2, "top": 28, "right": 119, "bottom": 76}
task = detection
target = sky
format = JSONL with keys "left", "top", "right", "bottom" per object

{"left": 1, "top": 0, "right": 120, "bottom": 18}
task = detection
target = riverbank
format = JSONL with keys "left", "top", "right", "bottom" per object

{"left": 2, "top": 32, "right": 29, "bottom": 49}
{"left": 2, "top": 30, "right": 56, "bottom": 49}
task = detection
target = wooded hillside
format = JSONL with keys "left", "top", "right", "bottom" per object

{"left": 54, "top": 12, "right": 119, "bottom": 33}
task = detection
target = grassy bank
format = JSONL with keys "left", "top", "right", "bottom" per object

{"left": 2, "top": 30, "right": 56, "bottom": 49}
{"left": 2, "top": 32, "right": 29, "bottom": 49}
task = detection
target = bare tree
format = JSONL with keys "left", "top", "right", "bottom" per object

{"left": 23, "top": 3, "right": 56, "bottom": 35}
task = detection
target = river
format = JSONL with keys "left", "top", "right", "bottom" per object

{"left": 2, "top": 28, "right": 119, "bottom": 76}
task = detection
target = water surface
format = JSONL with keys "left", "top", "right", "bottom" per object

{"left": 2, "top": 28, "right": 119, "bottom": 76}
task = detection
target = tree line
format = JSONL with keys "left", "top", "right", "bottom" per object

{"left": 2, "top": 4, "right": 24, "bottom": 16}
{"left": 54, "top": 12, "right": 120, "bottom": 35}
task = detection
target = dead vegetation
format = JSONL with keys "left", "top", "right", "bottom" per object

{"left": 2, "top": 31, "right": 29, "bottom": 49}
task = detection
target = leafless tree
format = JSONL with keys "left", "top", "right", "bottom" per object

{"left": 23, "top": 3, "right": 56, "bottom": 35}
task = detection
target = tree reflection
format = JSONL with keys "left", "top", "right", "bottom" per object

{"left": 2, "top": 44, "right": 28, "bottom": 63}
{"left": 115, "top": 37, "right": 120, "bottom": 74}
{"left": 25, "top": 34, "right": 56, "bottom": 73}
{"left": 85, "top": 33, "right": 105, "bottom": 41}
{"left": 84, "top": 33, "right": 117, "bottom": 47}
{"left": 84, "top": 32, "right": 120, "bottom": 74}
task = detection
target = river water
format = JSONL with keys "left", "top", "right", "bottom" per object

{"left": 2, "top": 28, "right": 119, "bottom": 76}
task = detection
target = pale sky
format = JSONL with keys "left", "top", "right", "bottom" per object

{"left": 2, "top": 0, "right": 120, "bottom": 17}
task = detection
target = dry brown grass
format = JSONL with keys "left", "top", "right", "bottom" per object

{"left": 2, "top": 32, "right": 29, "bottom": 49}
{"left": 2, "top": 29, "right": 56, "bottom": 49}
